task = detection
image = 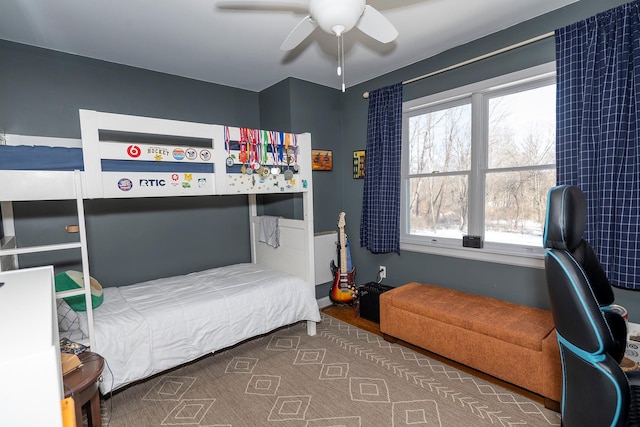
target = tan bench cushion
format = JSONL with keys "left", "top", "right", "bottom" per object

{"left": 384, "top": 282, "right": 555, "bottom": 351}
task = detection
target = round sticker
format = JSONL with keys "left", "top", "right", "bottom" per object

{"left": 117, "top": 178, "right": 133, "bottom": 191}
{"left": 200, "top": 150, "right": 211, "bottom": 161}
{"left": 172, "top": 148, "right": 185, "bottom": 160}
{"left": 185, "top": 148, "right": 198, "bottom": 160}
{"left": 127, "top": 145, "right": 141, "bottom": 158}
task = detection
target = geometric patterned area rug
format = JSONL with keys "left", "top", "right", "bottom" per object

{"left": 103, "top": 313, "right": 561, "bottom": 426}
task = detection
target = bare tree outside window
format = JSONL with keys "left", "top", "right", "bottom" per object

{"left": 404, "top": 76, "right": 556, "bottom": 251}
{"left": 408, "top": 103, "right": 471, "bottom": 238}
{"left": 486, "top": 85, "right": 555, "bottom": 245}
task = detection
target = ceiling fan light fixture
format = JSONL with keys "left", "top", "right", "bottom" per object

{"left": 309, "top": 0, "right": 365, "bottom": 36}
{"left": 274, "top": 0, "right": 397, "bottom": 92}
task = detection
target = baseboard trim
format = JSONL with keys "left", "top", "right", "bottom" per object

{"left": 317, "top": 296, "right": 332, "bottom": 309}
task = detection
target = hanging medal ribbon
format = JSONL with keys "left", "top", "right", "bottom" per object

{"left": 284, "top": 133, "right": 291, "bottom": 163}
{"left": 240, "top": 128, "right": 250, "bottom": 174}
{"left": 292, "top": 134, "right": 300, "bottom": 171}
{"left": 283, "top": 133, "right": 294, "bottom": 180}
{"left": 278, "top": 132, "right": 284, "bottom": 163}
{"left": 259, "top": 130, "right": 270, "bottom": 178}
{"left": 262, "top": 130, "right": 268, "bottom": 166}
{"left": 252, "top": 128, "right": 260, "bottom": 170}
{"left": 270, "top": 131, "right": 280, "bottom": 175}
{"left": 239, "top": 128, "right": 248, "bottom": 164}
{"left": 224, "top": 126, "right": 234, "bottom": 168}
{"left": 247, "top": 128, "right": 257, "bottom": 174}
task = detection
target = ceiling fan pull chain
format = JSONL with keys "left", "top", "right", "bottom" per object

{"left": 341, "top": 34, "right": 346, "bottom": 92}
{"left": 338, "top": 33, "right": 345, "bottom": 92}
{"left": 337, "top": 34, "right": 342, "bottom": 77}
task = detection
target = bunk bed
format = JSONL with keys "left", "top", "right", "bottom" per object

{"left": 0, "top": 110, "right": 320, "bottom": 393}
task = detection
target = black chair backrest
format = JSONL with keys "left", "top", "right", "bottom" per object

{"left": 543, "top": 185, "right": 630, "bottom": 426}
{"left": 545, "top": 249, "right": 616, "bottom": 357}
{"left": 544, "top": 185, "right": 614, "bottom": 306}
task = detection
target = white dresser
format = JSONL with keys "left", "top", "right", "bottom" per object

{"left": 0, "top": 266, "right": 63, "bottom": 426}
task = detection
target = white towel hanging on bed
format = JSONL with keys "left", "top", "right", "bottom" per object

{"left": 259, "top": 215, "right": 280, "bottom": 248}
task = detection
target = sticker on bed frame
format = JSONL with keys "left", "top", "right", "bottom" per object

{"left": 172, "top": 148, "right": 185, "bottom": 160}
{"left": 127, "top": 145, "right": 142, "bottom": 158}
{"left": 118, "top": 178, "right": 133, "bottom": 191}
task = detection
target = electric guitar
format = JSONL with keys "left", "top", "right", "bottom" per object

{"left": 329, "top": 212, "right": 357, "bottom": 304}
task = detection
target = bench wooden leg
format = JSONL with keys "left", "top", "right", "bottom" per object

{"left": 544, "top": 397, "right": 560, "bottom": 413}
{"left": 382, "top": 333, "right": 397, "bottom": 343}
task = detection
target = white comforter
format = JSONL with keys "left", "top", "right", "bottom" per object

{"left": 78, "top": 263, "right": 321, "bottom": 393}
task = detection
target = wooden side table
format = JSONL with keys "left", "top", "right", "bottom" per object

{"left": 63, "top": 351, "right": 104, "bottom": 427}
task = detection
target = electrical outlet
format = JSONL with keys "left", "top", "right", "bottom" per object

{"left": 379, "top": 265, "right": 387, "bottom": 280}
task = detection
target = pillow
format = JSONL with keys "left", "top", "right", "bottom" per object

{"left": 56, "top": 299, "right": 80, "bottom": 332}
{"left": 55, "top": 270, "right": 104, "bottom": 311}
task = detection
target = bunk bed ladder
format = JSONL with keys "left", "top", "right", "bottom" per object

{"left": 74, "top": 171, "right": 95, "bottom": 349}
{"left": 0, "top": 202, "right": 17, "bottom": 271}
{"left": 0, "top": 171, "right": 94, "bottom": 348}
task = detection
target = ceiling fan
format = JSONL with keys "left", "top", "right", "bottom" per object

{"left": 217, "top": 0, "right": 399, "bottom": 91}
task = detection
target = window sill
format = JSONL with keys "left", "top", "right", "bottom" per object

{"left": 400, "top": 239, "right": 545, "bottom": 269}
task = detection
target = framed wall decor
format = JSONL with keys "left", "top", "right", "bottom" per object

{"left": 312, "top": 149, "right": 333, "bottom": 171}
{"left": 353, "top": 150, "right": 365, "bottom": 178}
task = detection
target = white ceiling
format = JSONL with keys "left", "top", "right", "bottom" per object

{"left": 0, "top": 0, "right": 577, "bottom": 92}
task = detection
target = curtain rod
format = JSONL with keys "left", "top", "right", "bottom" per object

{"left": 362, "top": 31, "right": 555, "bottom": 99}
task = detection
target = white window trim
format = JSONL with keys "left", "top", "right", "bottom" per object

{"left": 400, "top": 62, "right": 556, "bottom": 269}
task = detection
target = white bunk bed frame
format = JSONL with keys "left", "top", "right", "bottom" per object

{"left": 0, "top": 109, "right": 317, "bottom": 348}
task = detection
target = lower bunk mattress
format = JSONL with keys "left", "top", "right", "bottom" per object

{"left": 71, "top": 263, "right": 321, "bottom": 393}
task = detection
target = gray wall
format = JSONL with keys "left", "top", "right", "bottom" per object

{"left": 257, "top": 78, "right": 344, "bottom": 298}
{"left": 0, "top": 40, "right": 342, "bottom": 292}
{"left": 0, "top": 41, "right": 260, "bottom": 136}
{"left": 4, "top": 0, "right": 640, "bottom": 317}
{"left": 338, "top": 0, "right": 640, "bottom": 322}
{"left": 0, "top": 40, "right": 261, "bottom": 287}
{"left": 258, "top": 78, "right": 343, "bottom": 234}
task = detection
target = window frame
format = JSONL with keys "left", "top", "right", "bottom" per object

{"left": 400, "top": 62, "right": 556, "bottom": 269}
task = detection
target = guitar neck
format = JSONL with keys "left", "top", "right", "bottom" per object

{"left": 339, "top": 227, "right": 347, "bottom": 274}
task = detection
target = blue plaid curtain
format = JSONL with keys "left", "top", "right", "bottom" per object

{"left": 360, "top": 83, "right": 403, "bottom": 254}
{"left": 555, "top": 0, "right": 640, "bottom": 289}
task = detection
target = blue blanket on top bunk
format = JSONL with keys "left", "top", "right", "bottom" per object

{"left": 0, "top": 145, "right": 214, "bottom": 173}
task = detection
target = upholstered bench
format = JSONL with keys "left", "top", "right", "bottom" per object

{"left": 379, "top": 282, "right": 562, "bottom": 406}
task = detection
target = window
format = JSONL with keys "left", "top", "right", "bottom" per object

{"left": 401, "top": 63, "right": 556, "bottom": 267}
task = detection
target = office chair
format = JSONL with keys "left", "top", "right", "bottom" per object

{"left": 543, "top": 184, "right": 640, "bottom": 426}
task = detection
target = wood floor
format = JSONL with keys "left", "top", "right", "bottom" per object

{"left": 321, "top": 304, "right": 560, "bottom": 412}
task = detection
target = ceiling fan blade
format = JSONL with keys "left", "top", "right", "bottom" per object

{"left": 280, "top": 16, "right": 317, "bottom": 51}
{"left": 216, "top": 1, "right": 308, "bottom": 13}
{"left": 356, "top": 5, "right": 398, "bottom": 44}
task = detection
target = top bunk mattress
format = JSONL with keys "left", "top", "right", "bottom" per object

{"left": 76, "top": 262, "right": 321, "bottom": 392}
